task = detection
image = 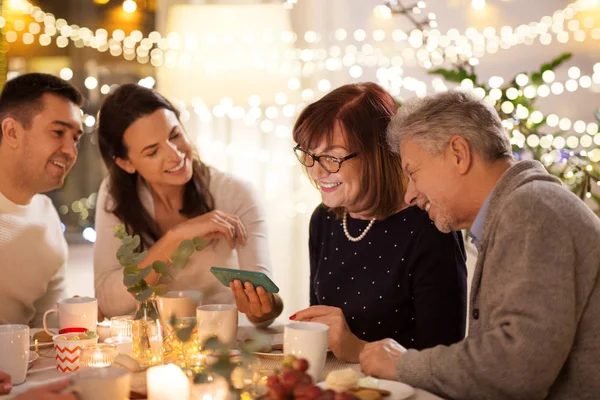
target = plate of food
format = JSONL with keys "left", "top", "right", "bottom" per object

{"left": 252, "top": 343, "right": 333, "bottom": 359}
{"left": 30, "top": 329, "right": 54, "bottom": 349}
{"left": 318, "top": 369, "right": 415, "bottom": 400}
{"left": 253, "top": 343, "right": 286, "bottom": 359}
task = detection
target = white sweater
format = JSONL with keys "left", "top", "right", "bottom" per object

{"left": 0, "top": 191, "right": 67, "bottom": 327}
{"left": 94, "top": 168, "right": 273, "bottom": 318}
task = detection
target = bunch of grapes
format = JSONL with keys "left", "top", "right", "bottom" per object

{"left": 265, "top": 355, "right": 358, "bottom": 400}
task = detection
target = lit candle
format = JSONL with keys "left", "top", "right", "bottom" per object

{"left": 147, "top": 364, "right": 190, "bottom": 400}
{"left": 79, "top": 344, "right": 118, "bottom": 368}
{"left": 34, "top": 339, "right": 39, "bottom": 353}
{"left": 190, "top": 375, "right": 229, "bottom": 400}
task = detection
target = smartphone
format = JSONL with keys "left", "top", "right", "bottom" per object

{"left": 210, "top": 267, "right": 280, "bottom": 293}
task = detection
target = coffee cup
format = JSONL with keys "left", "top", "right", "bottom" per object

{"left": 0, "top": 325, "right": 29, "bottom": 385}
{"left": 43, "top": 297, "right": 98, "bottom": 335}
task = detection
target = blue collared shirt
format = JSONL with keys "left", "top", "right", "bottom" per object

{"left": 469, "top": 194, "right": 491, "bottom": 251}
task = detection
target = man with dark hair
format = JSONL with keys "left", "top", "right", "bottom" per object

{"left": 0, "top": 73, "right": 84, "bottom": 326}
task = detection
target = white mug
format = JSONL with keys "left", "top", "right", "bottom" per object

{"left": 43, "top": 297, "right": 98, "bottom": 335}
{"left": 284, "top": 321, "right": 329, "bottom": 381}
{"left": 70, "top": 366, "right": 132, "bottom": 400}
{"left": 0, "top": 325, "right": 29, "bottom": 385}
{"left": 196, "top": 304, "right": 238, "bottom": 346}
{"left": 157, "top": 290, "right": 203, "bottom": 328}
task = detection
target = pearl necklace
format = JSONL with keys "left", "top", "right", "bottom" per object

{"left": 342, "top": 212, "right": 376, "bottom": 242}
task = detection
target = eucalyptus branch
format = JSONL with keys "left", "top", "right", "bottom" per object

{"left": 114, "top": 224, "right": 207, "bottom": 302}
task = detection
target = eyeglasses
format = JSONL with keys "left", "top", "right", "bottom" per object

{"left": 293, "top": 145, "right": 358, "bottom": 174}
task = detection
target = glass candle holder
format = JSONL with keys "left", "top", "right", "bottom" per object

{"left": 79, "top": 344, "right": 118, "bottom": 368}
{"left": 110, "top": 315, "right": 134, "bottom": 338}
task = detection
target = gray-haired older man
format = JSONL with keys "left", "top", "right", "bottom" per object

{"left": 360, "top": 91, "right": 600, "bottom": 399}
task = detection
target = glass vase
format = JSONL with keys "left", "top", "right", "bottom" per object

{"left": 132, "top": 298, "right": 163, "bottom": 368}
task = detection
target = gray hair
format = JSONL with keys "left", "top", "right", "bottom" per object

{"left": 387, "top": 90, "right": 513, "bottom": 162}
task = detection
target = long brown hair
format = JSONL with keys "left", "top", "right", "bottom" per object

{"left": 293, "top": 82, "right": 404, "bottom": 219}
{"left": 97, "top": 84, "right": 214, "bottom": 249}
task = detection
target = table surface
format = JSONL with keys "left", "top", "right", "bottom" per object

{"left": 2, "top": 323, "right": 444, "bottom": 400}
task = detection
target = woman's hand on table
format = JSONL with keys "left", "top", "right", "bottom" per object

{"left": 291, "top": 305, "right": 366, "bottom": 363}
{"left": 13, "top": 379, "right": 77, "bottom": 400}
{"left": 0, "top": 371, "right": 12, "bottom": 395}
{"left": 230, "top": 280, "right": 283, "bottom": 324}
{"left": 360, "top": 338, "right": 406, "bottom": 380}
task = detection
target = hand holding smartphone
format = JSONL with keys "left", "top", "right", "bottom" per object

{"left": 210, "top": 267, "right": 280, "bottom": 293}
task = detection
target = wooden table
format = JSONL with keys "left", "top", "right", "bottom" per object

{"left": 2, "top": 323, "right": 444, "bottom": 400}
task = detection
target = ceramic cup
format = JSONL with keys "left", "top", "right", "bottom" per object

{"left": 0, "top": 325, "right": 29, "bottom": 385}
{"left": 157, "top": 290, "right": 203, "bottom": 328}
{"left": 284, "top": 321, "right": 329, "bottom": 381}
{"left": 43, "top": 297, "right": 98, "bottom": 335}
{"left": 196, "top": 304, "right": 238, "bottom": 346}
{"left": 70, "top": 366, "right": 132, "bottom": 400}
{"left": 53, "top": 333, "right": 99, "bottom": 372}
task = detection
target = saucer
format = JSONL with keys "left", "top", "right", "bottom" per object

{"left": 29, "top": 351, "right": 39, "bottom": 365}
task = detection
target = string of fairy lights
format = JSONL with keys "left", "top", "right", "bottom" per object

{"left": 2, "top": 0, "right": 599, "bottom": 228}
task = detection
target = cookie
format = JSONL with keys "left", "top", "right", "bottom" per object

{"left": 33, "top": 330, "right": 53, "bottom": 343}
{"left": 326, "top": 368, "right": 360, "bottom": 392}
{"left": 353, "top": 389, "right": 383, "bottom": 400}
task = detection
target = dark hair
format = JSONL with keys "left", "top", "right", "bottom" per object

{"left": 293, "top": 82, "right": 404, "bottom": 219}
{"left": 97, "top": 83, "right": 214, "bottom": 249}
{"left": 0, "top": 73, "right": 83, "bottom": 142}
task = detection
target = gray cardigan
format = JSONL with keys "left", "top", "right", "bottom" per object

{"left": 396, "top": 160, "right": 600, "bottom": 400}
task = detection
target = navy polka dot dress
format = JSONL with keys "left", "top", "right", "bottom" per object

{"left": 309, "top": 204, "right": 467, "bottom": 350}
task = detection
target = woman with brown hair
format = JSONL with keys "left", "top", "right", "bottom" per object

{"left": 93, "top": 84, "right": 282, "bottom": 325}
{"left": 290, "top": 83, "right": 467, "bottom": 362}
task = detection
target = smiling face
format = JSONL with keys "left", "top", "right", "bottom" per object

{"left": 306, "top": 123, "right": 364, "bottom": 213}
{"left": 115, "top": 108, "right": 194, "bottom": 189}
{"left": 16, "top": 93, "right": 83, "bottom": 194}
{"left": 400, "top": 138, "right": 464, "bottom": 232}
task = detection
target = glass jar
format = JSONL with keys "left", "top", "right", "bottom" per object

{"left": 132, "top": 298, "right": 163, "bottom": 368}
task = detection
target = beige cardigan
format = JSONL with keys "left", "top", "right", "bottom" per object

{"left": 396, "top": 161, "right": 600, "bottom": 400}
{"left": 93, "top": 168, "right": 272, "bottom": 318}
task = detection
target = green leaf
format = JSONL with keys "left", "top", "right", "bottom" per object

{"left": 152, "top": 260, "right": 169, "bottom": 275}
{"left": 193, "top": 237, "right": 207, "bottom": 251}
{"left": 131, "top": 235, "right": 141, "bottom": 249}
{"left": 178, "top": 239, "right": 195, "bottom": 258}
{"left": 117, "top": 244, "right": 134, "bottom": 259}
{"left": 123, "top": 265, "right": 139, "bottom": 276}
{"left": 202, "top": 336, "right": 222, "bottom": 350}
{"left": 113, "top": 225, "right": 127, "bottom": 239}
{"left": 132, "top": 251, "right": 148, "bottom": 266}
{"left": 136, "top": 286, "right": 154, "bottom": 301}
{"left": 138, "top": 265, "right": 152, "bottom": 280}
{"left": 153, "top": 284, "right": 169, "bottom": 296}
{"left": 123, "top": 273, "right": 143, "bottom": 287}
{"left": 549, "top": 52, "right": 572, "bottom": 69}
{"left": 127, "top": 284, "right": 143, "bottom": 294}
{"left": 171, "top": 257, "right": 188, "bottom": 270}
{"left": 175, "top": 324, "right": 196, "bottom": 343}
{"left": 531, "top": 72, "right": 542, "bottom": 85}
{"left": 193, "top": 373, "right": 212, "bottom": 385}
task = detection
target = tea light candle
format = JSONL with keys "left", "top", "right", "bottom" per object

{"left": 147, "top": 364, "right": 190, "bottom": 400}
{"left": 79, "top": 344, "right": 118, "bottom": 368}
{"left": 110, "top": 315, "right": 134, "bottom": 338}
